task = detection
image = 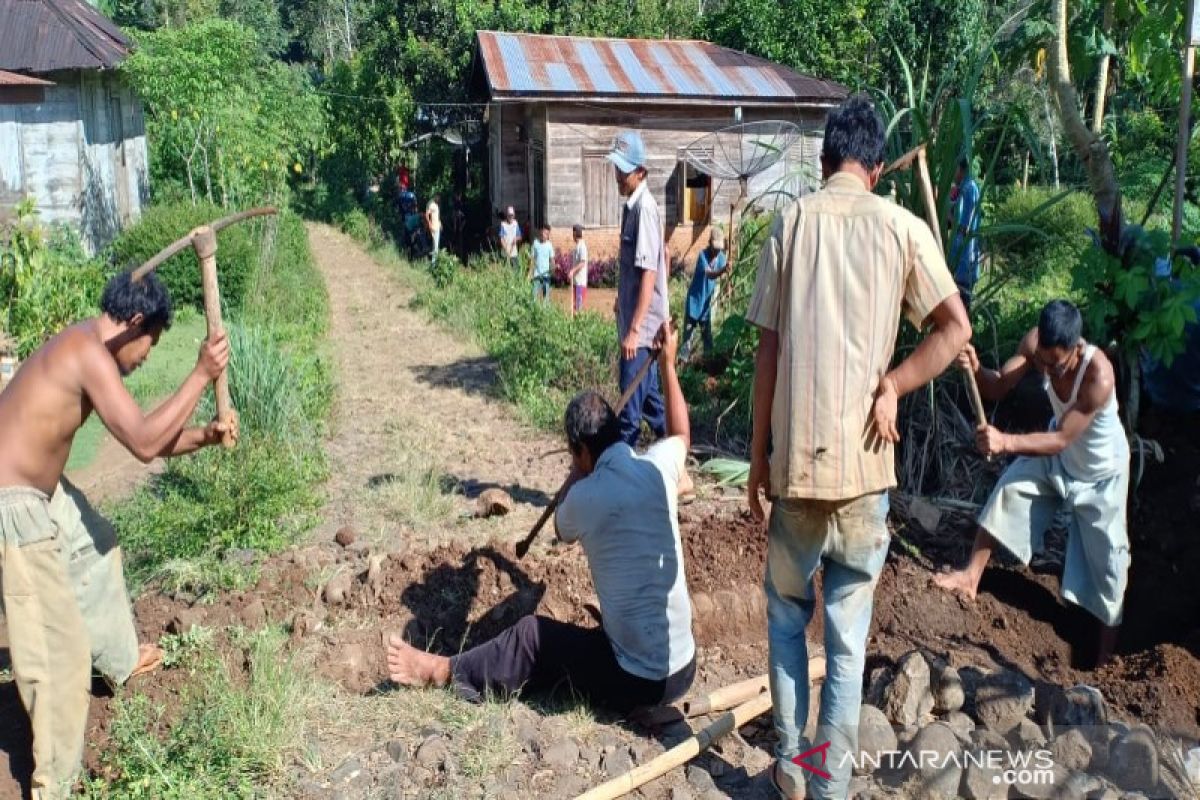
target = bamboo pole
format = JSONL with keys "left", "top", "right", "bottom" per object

{"left": 682, "top": 674, "right": 768, "bottom": 717}
{"left": 575, "top": 657, "right": 826, "bottom": 800}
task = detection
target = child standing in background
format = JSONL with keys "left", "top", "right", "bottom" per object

{"left": 569, "top": 224, "right": 589, "bottom": 316}
{"left": 530, "top": 225, "right": 554, "bottom": 305}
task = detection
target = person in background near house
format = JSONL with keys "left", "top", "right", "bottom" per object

{"left": 934, "top": 300, "right": 1130, "bottom": 667}
{"left": 499, "top": 206, "right": 522, "bottom": 270}
{"left": 608, "top": 130, "right": 668, "bottom": 446}
{"left": 569, "top": 224, "right": 589, "bottom": 316}
{"left": 530, "top": 225, "right": 554, "bottom": 305}
{"left": 746, "top": 94, "right": 969, "bottom": 800}
{"left": 680, "top": 227, "right": 728, "bottom": 362}
{"left": 385, "top": 322, "right": 695, "bottom": 715}
{"left": 425, "top": 193, "right": 442, "bottom": 263}
{"left": 950, "top": 156, "right": 982, "bottom": 308}
{"left": 0, "top": 271, "right": 236, "bottom": 799}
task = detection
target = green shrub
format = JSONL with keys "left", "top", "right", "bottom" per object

{"left": 1, "top": 201, "right": 105, "bottom": 357}
{"left": 242, "top": 210, "right": 329, "bottom": 349}
{"left": 986, "top": 186, "right": 1095, "bottom": 271}
{"left": 105, "top": 201, "right": 258, "bottom": 313}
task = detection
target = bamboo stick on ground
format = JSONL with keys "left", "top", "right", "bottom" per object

{"left": 682, "top": 673, "right": 768, "bottom": 717}
{"left": 575, "top": 657, "right": 826, "bottom": 800}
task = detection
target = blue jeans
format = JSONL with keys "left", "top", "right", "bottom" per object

{"left": 532, "top": 276, "right": 551, "bottom": 304}
{"left": 617, "top": 347, "right": 666, "bottom": 446}
{"left": 766, "top": 492, "right": 890, "bottom": 800}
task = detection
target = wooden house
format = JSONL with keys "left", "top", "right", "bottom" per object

{"left": 473, "top": 31, "right": 847, "bottom": 262}
{"left": 0, "top": 0, "right": 149, "bottom": 253}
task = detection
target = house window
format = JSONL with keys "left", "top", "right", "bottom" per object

{"left": 582, "top": 148, "right": 620, "bottom": 227}
{"left": 674, "top": 154, "right": 713, "bottom": 225}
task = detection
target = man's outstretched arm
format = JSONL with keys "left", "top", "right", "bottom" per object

{"left": 84, "top": 334, "right": 230, "bottom": 463}
{"left": 656, "top": 321, "right": 689, "bottom": 449}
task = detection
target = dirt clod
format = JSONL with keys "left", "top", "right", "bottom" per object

{"left": 334, "top": 526, "right": 357, "bottom": 547}
{"left": 475, "top": 488, "right": 515, "bottom": 518}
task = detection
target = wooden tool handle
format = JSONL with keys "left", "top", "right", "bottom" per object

{"left": 575, "top": 657, "right": 826, "bottom": 800}
{"left": 963, "top": 366, "right": 987, "bottom": 428}
{"left": 196, "top": 228, "right": 236, "bottom": 449}
{"left": 516, "top": 346, "right": 663, "bottom": 559}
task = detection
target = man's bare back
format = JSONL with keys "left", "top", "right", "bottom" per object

{"left": 0, "top": 305, "right": 230, "bottom": 496}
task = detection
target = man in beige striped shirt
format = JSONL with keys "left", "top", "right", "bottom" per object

{"left": 746, "top": 95, "right": 970, "bottom": 799}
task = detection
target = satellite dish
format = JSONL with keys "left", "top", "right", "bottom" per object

{"left": 679, "top": 121, "right": 806, "bottom": 263}
{"left": 680, "top": 120, "right": 802, "bottom": 182}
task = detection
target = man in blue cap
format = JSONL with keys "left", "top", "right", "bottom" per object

{"left": 607, "top": 131, "right": 668, "bottom": 445}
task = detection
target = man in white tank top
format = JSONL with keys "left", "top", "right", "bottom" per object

{"left": 934, "top": 300, "right": 1131, "bottom": 666}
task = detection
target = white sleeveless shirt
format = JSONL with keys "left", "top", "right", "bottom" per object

{"left": 1044, "top": 343, "right": 1128, "bottom": 482}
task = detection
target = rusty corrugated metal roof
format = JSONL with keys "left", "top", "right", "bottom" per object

{"left": 476, "top": 31, "right": 847, "bottom": 106}
{"left": 0, "top": 69, "right": 54, "bottom": 85}
{"left": 0, "top": 0, "right": 131, "bottom": 73}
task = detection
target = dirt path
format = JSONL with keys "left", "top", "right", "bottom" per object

{"left": 309, "top": 223, "right": 570, "bottom": 552}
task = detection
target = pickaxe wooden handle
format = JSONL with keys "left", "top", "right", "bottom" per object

{"left": 895, "top": 147, "right": 989, "bottom": 429}
{"left": 131, "top": 207, "right": 277, "bottom": 449}
{"left": 515, "top": 346, "right": 662, "bottom": 559}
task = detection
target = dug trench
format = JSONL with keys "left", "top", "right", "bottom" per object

{"left": 1, "top": 467, "right": 1198, "bottom": 796}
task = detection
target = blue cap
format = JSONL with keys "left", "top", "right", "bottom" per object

{"left": 606, "top": 131, "right": 646, "bottom": 173}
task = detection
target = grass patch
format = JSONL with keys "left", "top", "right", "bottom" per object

{"left": 84, "top": 627, "right": 322, "bottom": 799}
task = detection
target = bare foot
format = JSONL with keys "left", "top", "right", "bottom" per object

{"left": 386, "top": 634, "right": 450, "bottom": 687}
{"left": 129, "top": 643, "right": 163, "bottom": 679}
{"left": 931, "top": 569, "right": 979, "bottom": 600}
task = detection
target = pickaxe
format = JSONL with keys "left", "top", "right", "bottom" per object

{"left": 883, "top": 146, "right": 988, "bottom": 428}
{"left": 130, "top": 207, "right": 277, "bottom": 449}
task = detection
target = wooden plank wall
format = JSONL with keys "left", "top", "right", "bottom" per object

{"left": 0, "top": 70, "right": 148, "bottom": 252}
{"left": 538, "top": 102, "right": 827, "bottom": 260}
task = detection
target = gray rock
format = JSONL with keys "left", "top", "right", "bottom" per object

{"left": 934, "top": 666, "right": 966, "bottom": 715}
{"left": 1057, "top": 771, "right": 1103, "bottom": 800}
{"left": 1091, "top": 788, "right": 1121, "bottom": 800}
{"left": 686, "top": 764, "right": 718, "bottom": 794}
{"left": 1108, "top": 726, "right": 1158, "bottom": 793}
{"left": 975, "top": 670, "right": 1035, "bottom": 735}
{"left": 418, "top": 721, "right": 446, "bottom": 738}
{"left": 329, "top": 758, "right": 363, "bottom": 784}
{"left": 918, "top": 689, "right": 937, "bottom": 723}
{"left": 905, "top": 722, "right": 962, "bottom": 799}
{"left": 1010, "top": 764, "right": 1069, "bottom": 799}
{"left": 631, "top": 739, "right": 662, "bottom": 765}
{"left": 1051, "top": 729, "right": 1093, "bottom": 772}
{"left": 1008, "top": 718, "right": 1047, "bottom": 752}
{"left": 540, "top": 738, "right": 580, "bottom": 769}
{"left": 669, "top": 787, "right": 695, "bottom": 800}
{"left": 961, "top": 751, "right": 1007, "bottom": 799}
{"left": 385, "top": 739, "right": 406, "bottom": 764}
{"left": 883, "top": 651, "right": 932, "bottom": 728}
{"left": 601, "top": 746, "right": 633, "bottom": 776}
{"left": 1048, "top": 686, "right": 1108, "bottom": 736}
{"left": 945, "top": 711, "right": 976, "bottom": 745}
{"left": 857, "top": 704, "right": 898, "bottom": 775}
{"left": 414, "top": 735, "right": 451, "bottom": 769}
{"left": 866, "top": 665, "right": 894, "bottom": 708}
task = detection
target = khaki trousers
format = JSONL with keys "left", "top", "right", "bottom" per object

{"left": 0, "top": 487, "right": 91, "bottom": 799}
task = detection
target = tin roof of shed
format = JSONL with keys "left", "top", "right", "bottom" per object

{"left": 476, "top": 31, "right": 846, "bottom": 106}
{"left": 0, "top": 0, "right": 131, "bottom": 74}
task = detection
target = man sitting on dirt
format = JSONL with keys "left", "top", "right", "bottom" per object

{"left": 386, "top": 322, "right": 695, "bottom": 714}
{"left": 746, "top": 93, "right": 969, "bottom": 800}
{"left": 934, "top": 299, "right": 1130, "bottom": 666}
{"left": 0, "top": 270, "right": 234, "bottom": 798}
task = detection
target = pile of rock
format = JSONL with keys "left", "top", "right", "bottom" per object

{"left": 852, "top": 650, "right": 1175, "bottom": 799}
